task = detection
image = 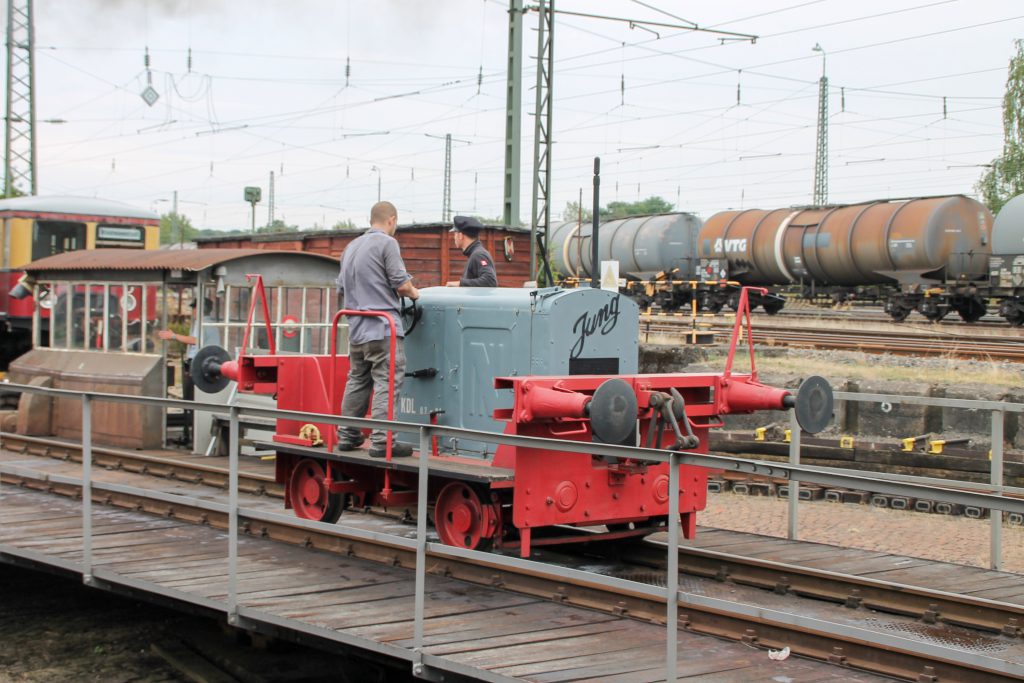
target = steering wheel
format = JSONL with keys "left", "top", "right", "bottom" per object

{"left": 400, "top": 296, "right": 421, "bottom": 335}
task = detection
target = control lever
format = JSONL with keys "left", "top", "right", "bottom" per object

{"left": 649, "top": 391, "right": 700, "bottom": 451}
{"left": 407, "top": 368, "right": 438, "bottom": 379}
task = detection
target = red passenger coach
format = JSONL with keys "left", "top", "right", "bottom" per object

{"left": 0, "top": 196, "right": 160, "bottom": 365}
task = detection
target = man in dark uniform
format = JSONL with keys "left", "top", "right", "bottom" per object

{"left": 446, "top": 215, "right": 498, "bottom": 287}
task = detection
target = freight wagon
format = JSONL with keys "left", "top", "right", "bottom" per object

{"left": 196, "top": 222, "right": 532, "bottom": 288}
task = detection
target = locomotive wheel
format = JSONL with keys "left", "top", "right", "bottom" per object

{"left": 956, "top": 299, "right": 986, "bottom": 323}
{"left": 921, "top": 308, "right": 948, "bottom": 322}
{"left": 287, "top": 458, "right": 345, "bottom": 523}
{"left": 698, "top": 292, "right": 724, "bottom": 314}
{"left": 762, "top": 302, "right": 784, "bottom": 315}
{"left": 888, "top": 307, "right": 912, "bottom": 322}
{"left": 1005, "top": 312, "right": 1024, "bottom": 328}
{"left": 434, "top": 482, "right": 499, "bottom": 551}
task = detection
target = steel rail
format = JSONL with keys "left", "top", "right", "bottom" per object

{"left": 5, "top": 432, "right": 1021, "bottom": 637}
{"left": 640, "top": 317, "right": 1024, "bottom": 361}
{"left": 634, "top": 540, "right": 1024, "bottom": 639}
{"left": 5, "top": 432, "right": 1020, "bottom": 636}
{"left": 2, "top": 463, "right": 1021, "bottom": 683}
{"left": 0, "top": 432, "right": 280, "bottom": 498}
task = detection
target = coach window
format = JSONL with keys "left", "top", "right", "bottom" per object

{"left": 49, "top": 283, "right": 70, "bottom": 348}
{"left": 117, "top": 284, "right": 159, "bottom": 353}
{"left": 33, "top": 221, "right": 86, "bottom": 261}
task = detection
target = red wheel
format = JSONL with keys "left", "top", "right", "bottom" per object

{"left": 434, "top": 482, "right": 499, "bottom": 550}
{"left": 287, "top": 458, "right": 344, "bottom": 523}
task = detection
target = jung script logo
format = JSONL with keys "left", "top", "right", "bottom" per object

{"left": 570, "top": 296, "right": 620, "bottom": 359}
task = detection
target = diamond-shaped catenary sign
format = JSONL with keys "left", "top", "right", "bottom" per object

{"left": 140, "top": 85, "right": 159, "bottom": 107}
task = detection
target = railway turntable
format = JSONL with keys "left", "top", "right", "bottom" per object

{"left": 4, "top": 278, "right": 1024, "bottom": 681}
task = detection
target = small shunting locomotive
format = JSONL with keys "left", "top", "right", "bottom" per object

{"left": 193, "top": 282, "right": 831, "bottom": 557}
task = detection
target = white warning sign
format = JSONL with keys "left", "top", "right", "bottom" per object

{"left": 600, "top": 260, "right": 620, "bottom": 292}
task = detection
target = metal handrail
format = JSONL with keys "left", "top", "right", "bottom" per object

{"left": 1, "top": 382, "right": 1022, "bottom": 681}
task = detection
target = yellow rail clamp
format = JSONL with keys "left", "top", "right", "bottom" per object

{"left": 840, "top": 435, "right": 855, "bottom": 449}
{"left": 784, "top": 429, "right": 791, "bottom": 443}
{"left": 929, "top": 440, "right": 945, "bottom": 455}
{"left": 754, "top": 427, "right": 767, "bottom": 441}
{"left": 901, "top": 437, "right": 917, "bottom": 452}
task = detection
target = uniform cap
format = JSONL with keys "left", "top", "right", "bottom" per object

{"left": 449, "top": 215, "right": 484, "bottom": 235}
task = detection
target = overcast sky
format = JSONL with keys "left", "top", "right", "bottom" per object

{"left": 15, "top": 0, "right": 1024, "bottom": 230}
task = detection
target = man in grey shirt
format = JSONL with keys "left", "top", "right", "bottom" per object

{"left": 336, "top": 201, "right": 420, "bottom": 457}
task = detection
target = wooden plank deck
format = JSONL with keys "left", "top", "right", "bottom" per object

{"left": 0, "top": 483, "right": 886, "bottom": 682}
{"left": 10, "top": 444, "right": 1023, "bottom": 608}
{"left": 688, "top": 527, "right": 1024, "bottom": 606}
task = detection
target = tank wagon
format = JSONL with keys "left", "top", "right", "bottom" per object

{"left": 547, "top": 213, "right": 725, "bottom": 311}
{"left": 698, "top": 195, "right": 995, "bottom": 322}
{"left": 988, "top": 193, "right": 1024, "bottom": 326}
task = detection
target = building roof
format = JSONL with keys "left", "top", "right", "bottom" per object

{"left": 0, "top": 196, "right": 159, "bottom": 220}
{"left": 193, "top": 220, "right": 530, "bottom": 243}
{"left": 23, "top": 248, "right": 337, "bottom": 274}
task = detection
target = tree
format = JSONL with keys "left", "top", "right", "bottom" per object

{"left": 977, "top": 40, "right": 1024, "bottom": 215}
{"left": 470, "top": 215, "right": 508, "bottom": 226}
{"left": 256, "top": 218, "right": 298, "bottom": 233}
{"left": 332, "top": 218, "right": 359, "bottom": 231}
{"left": 600, "top": 196, "right": 674, "bottom": 220}
{"left": 159, "top": 212, "right": 198, "bottom": 245}
{"left": 562, "top": 200, "right": 593, "bottom": 224}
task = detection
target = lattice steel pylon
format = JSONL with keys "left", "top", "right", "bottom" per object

{"left": 529, "top": 0, "right": 553, "bottom": 282}
{"left": 4, "top": 0, "right": 36, "bottom": 196}
{"left": 502, "top": 0, "right": 523, "bottom": 228}
{"left": 442, "top": 133, "right": 452, "bottom": 222}
{"left": 812, "top": 73, "right": 828, "bottom": 206}
{"left": 267, "top": 170, "right": 275, "bottom": 227}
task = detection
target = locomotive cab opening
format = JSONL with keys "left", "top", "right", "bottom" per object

{"left": 4, "top": 249, "right": 341, "bottom": 454}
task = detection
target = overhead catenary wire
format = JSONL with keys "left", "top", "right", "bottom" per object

{"left": 34, "top": 1, "right": 1010, "bottom": 228}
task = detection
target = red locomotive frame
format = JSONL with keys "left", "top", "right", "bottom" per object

{"left": 199, "top": 278, "right": 826, "bottom": 557}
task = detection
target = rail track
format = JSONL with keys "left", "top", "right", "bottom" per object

{"left": 769, "top": 304, "right": 1013, "bottom": 329}
{"left": 2, "top": 433, "right": 1021, "bottom": 682}
{"left": 640, "top": 315, "right": 1024, "bottom": 361}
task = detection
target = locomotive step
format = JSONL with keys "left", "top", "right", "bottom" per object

{"left": 259, "top": 439, "right": 516, "bottom": 484}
